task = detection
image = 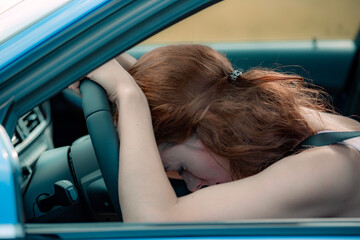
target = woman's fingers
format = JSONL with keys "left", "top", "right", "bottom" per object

{"left": 68, "top": 80, "right": 81, "bottom": 96}
{"left": 69, "top": 59, "right": 139, "bottom": 102}
{"left": 86, "top": 59, "right": 139, "bottom": 102}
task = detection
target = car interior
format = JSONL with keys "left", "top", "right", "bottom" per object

{"left": 16, "top": 32, "right": 360, "bottom": 224}
{"left": 2, "top": 1, "right": 359, "bottom": 239}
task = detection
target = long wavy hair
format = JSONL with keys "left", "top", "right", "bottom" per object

{"left": 128, "top": 44, "right": 329, "bottom": 179}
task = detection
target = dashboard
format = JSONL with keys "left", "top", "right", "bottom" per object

{"left": 14, "top": 95, "right": 188, "bottom": 223}
{"left": 12, "top": 102, "right": 54, "bottom": 191}
{"left": 14, "top": 98, "right": 118, "bottom": 223}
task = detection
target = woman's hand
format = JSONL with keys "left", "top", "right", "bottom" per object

{"left": 69, "top": 58, "right": 140, "bottom": 103}
{"left": 87, "top": 59, "right": 138, "bottom": 102}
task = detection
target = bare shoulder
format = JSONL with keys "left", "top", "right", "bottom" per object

{"left": 260, "top": 144, "right": 360, "bottom": 216}
{"left": 300, "top": 107, "right": 360, "bottom": 131}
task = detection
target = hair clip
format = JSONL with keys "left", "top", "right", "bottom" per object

{"left": 229, "top": 69, "right": 242, "bottom": 82}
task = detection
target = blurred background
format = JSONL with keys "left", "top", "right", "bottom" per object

{"left": 144, "top": 0, "right": 360, "bottom": 44}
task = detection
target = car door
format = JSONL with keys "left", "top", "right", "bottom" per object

{"left": 1, "top": 0, "right": 360, "bottom": 240}
{"left": 0, "top": 126, "right": 24, "bottom": 240}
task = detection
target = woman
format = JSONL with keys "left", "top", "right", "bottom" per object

{"left": 71, "top": 44, "right": 360, "bottom": 222}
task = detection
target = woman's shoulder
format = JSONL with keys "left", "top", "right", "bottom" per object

{"left": 272, "top": 144, "right": 360, "bottom": 192}
{"left": 320, "top": 112, "right": 360, "bottom": 131}
{"left": 300, "top": 107, "right": 360, "bottom": 132}
{"left": 261, "top": 143, "right": 360, "bottom": 216}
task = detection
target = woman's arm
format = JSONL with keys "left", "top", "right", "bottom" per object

{"left": 87, "top": 60, "right": 358, "bottom": 222}
{"left": 86, "top": 59, "right": 179, "bottom": 221}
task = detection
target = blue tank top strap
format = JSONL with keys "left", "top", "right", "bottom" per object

{"left": 296, "top": 131, "right": 360, "bottom": 150}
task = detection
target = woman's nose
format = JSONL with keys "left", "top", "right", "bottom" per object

{"left": 187, "top": 181, "right": 203, "bottom": 192}
{"left": 182, "top": 171, "right": 204, "bottom": 192}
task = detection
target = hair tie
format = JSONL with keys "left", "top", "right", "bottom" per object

{"left": 229, "top": 69, "right": 243, "bottom": 82}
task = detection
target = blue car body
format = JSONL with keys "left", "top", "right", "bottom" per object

{"left": 1, "top": 0, "right": 360, "bottom": 239}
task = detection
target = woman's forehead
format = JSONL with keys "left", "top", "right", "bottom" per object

{"left": 159, "top": 134, "right": 204, "bottom": 152}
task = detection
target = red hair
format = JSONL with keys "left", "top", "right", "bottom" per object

{"left": 128, "top": 44, "right": 329, "bottom": 179}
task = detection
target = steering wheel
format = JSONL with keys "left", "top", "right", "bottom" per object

{"left": 80, "top": 78, "right": 122, "bottom": 219}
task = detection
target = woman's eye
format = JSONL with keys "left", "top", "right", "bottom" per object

{"left": 177, "top": 166, "right": 185, "bottom": 175}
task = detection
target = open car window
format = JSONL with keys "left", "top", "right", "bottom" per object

{"left": 0, "top": 0, "right": 360, "bottom": 239}
{"left": 143, "top": 0, "right": 360, "bottom": 43}
{"left": 130, "top": 0, "right": 360, "bottom": 116}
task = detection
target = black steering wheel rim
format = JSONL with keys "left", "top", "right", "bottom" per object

{"left": 80, "top": 78, "right": 122, "bottom": 219}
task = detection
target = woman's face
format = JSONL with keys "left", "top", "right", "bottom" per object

{"left": 159, "top": 135, "right": 232, "bottom": 192}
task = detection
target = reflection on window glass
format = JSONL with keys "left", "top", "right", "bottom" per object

{"left": 0, "top": 0, "right": 70, "bottom": 43}
{"left": 144, "top": 0, "right": 360, "bottom": 44}
{"left": 0, "top": 0, "right": 22, "bottom": 14}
